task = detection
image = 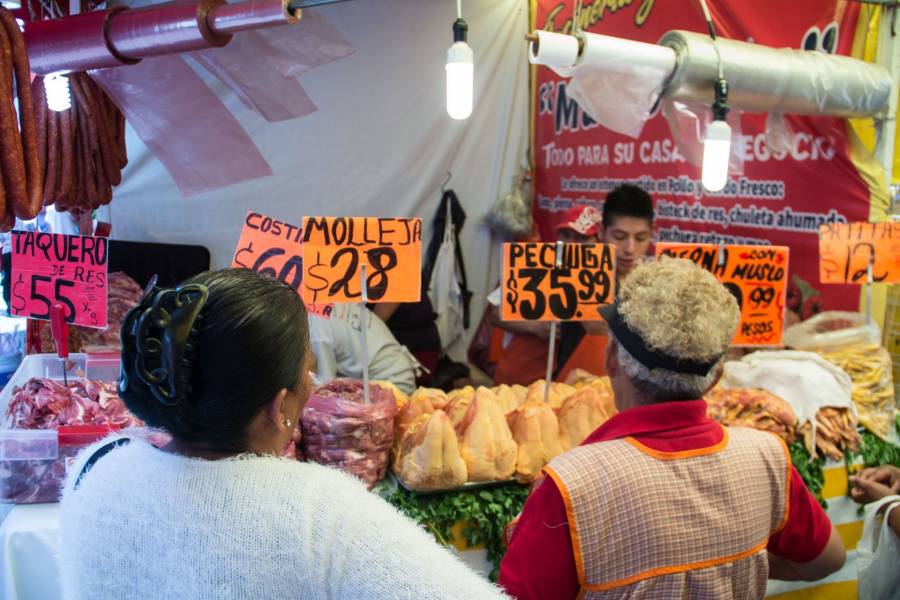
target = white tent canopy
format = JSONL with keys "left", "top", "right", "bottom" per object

{"left": 106, "top": 0, "right": 528, "bottom": 357}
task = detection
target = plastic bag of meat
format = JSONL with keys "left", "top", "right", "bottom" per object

{"left": 301, "top": 379, "right": 396, "bottom": 488}
{"left": 30, "top": 272, "right": 143, "bottom": 354}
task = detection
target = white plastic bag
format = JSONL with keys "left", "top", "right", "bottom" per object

{"left": 858, "top": 495, "right": 900, "bottom": 600}
{"left": 428, "top": 204, "right": 465, "bottom": 353}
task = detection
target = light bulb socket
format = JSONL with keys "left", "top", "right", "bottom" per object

{"left": 452, "top": 18, "right": 468, "bottom": 43}
{"left": 712, "top": 77, "right": 729, "bottom": 121}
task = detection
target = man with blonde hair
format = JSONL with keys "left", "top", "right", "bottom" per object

{"left": 499, "top": 258, "right": 845, "bottom": 599}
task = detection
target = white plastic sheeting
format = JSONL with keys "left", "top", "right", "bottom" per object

{"left": 107, "top": 0, "right": 529, "bottom": 358}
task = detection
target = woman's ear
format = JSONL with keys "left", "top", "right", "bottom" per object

{"left": 605, "top": 341, "right": 618, "bottom": 379}
{"left": 268, "top": 388, "right": 290, "bottom": 431}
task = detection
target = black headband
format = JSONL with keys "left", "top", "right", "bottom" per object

{"left": 599, "top": 302, "right": 720, "bottom": 376}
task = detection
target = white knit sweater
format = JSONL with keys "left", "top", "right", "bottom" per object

{"left": 59, "top": 438, "right": 508, "bottom": 600}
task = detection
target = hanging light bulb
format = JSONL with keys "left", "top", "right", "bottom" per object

{"left": 446, "top": 4, "right": 473, "bottom": 120}
{"left": 701, "top": 78, "right": 730, "bottom": 192}
{"left": 44, "top": 74, "right": 71, "bottom": 112}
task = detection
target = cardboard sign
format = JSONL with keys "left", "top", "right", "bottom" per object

{"left": 656, "top": 243, "right": 789, "bottom": 346}
{"left": 818, "top": 222, "right": 900, "bottom": 284}
{"left": 10, "top": 232, "right": 108, "bottom": 328}
{"left": 501, "top": 242, "right": 616, "bottom": 321}
{"left": 231, "top": 212, "right": 333, "bottom": 319}
{"left": 301, "top": 217, "right": 422, "bottom": 304}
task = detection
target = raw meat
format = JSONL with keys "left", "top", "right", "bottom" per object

{"left": 6, "top": 377, "right": 142, "bottom": 430}
{"left": 300, "top": 378, "right": 396, "bottom": 488}
{"left": 395, "top": 410, "right": 467, "bottom": 491}
{"left": 557, "top": 387, "right": 611, "bottom": 452}
{"left": 507, "top": 400, "right": 562, "bottom": 484}
{"left": 458, "top": 387, "right": 516, "bottom": 482}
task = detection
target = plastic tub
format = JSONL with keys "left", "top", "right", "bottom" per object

{"left": 0, "top": 354, "right": 130, "bottom": 504}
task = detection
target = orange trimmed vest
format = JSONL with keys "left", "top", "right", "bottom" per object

{"left": 543, "top": 426, "right": 791, "bottom": 598}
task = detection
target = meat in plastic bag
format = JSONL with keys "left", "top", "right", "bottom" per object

{"left": 300, "top": 378, "right": 396, "bottom": 488}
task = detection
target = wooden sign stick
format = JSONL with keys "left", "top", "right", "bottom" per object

{"left": 866, "top": 260, "right": 873, "bottom": 325}
{"left": 543, "top": 241, "right": 564, "bottom": 404}
{"left": 360, "top": 264, "right": 371, "bottom": 404}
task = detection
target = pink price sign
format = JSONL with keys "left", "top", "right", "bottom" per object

{"left": 10, "top": 232, "right": 109, "bottom": 328}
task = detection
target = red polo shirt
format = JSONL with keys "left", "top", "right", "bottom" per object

{"left": 498, "top": 400, "right": 833, "bottom": 600}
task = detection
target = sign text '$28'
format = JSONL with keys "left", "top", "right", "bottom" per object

{"left": 301, "top": 217, "right": 422, "bottom": 304}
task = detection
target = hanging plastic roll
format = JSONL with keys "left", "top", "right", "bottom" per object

{"left": 25, "top": 0, "right": 305, "bottom": 76}
{"left": 106, "top": 0, "right": 232, "bottom": 59}
{"left": 657, "top": 30, "right": 890, "bottom": 118}
{"left": 527, "top": 28, "right": 892, "bottom": 120}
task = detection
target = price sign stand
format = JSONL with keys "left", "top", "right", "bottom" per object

{"left": 866, "top": 262, "right": 874, "bottom": 325}
{"left": 359, "top": 265, "right": 371, "bottom": 404}
{"left": 543, "top": 241, "right": 564, "bottom": 405}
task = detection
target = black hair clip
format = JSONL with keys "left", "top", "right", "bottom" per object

{"left": 118, "top": 283, "right": 209, "bottom": 407}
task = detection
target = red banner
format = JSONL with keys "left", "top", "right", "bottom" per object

{"left": 532, "top": 0, "right": 884, "bottom": 310}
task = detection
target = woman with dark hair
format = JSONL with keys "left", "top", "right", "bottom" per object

{"left": 59, "top": 269, "right": 506, "bottom": 600}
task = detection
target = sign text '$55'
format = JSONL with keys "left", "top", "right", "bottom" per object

{"left": 11, "top": 232, "right": 109, "bottom": 328}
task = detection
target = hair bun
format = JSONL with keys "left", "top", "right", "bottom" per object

{"left": 119, "top": 283, "right": 209, "bottom": 407}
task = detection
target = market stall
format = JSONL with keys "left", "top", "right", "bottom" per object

{"left": 0, "top": 0, "right": 899, "bottom": 598}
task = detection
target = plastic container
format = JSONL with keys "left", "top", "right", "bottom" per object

{"left": 0, "top": 353, "right": 120, "bottom": 418}
{"left": 0, "top": 353, "right": 127, "bottom": 504}
{"left": 0, "top": 425, "right": 109, "bottom": 503}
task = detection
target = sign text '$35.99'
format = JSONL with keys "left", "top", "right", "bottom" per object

{"left": 502, "top": 242, "right": 616, "bottom": 321}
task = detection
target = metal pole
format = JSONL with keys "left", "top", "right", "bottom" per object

{"left": 874, "top": 3, "right": 900, "bottom": 184}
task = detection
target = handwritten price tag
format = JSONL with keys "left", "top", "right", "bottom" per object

{"left": 301, "top": 217, "right": 422, "bottom": 304}
{"left": 11, "top": 232, "right": 108, "bottom": 328}
{"left": 656, "top": 243, "right": 789, "bottom": 346}
{"left": 231, "top": 212, "right": 333, "bottom": 318}
{"left": 501, "top": 242, "right": 616, "bottom": 321}
{"left": 818, "top": 222, "right": 900, "bottom": 284}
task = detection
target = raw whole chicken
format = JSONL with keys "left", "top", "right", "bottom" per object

{"left": 525, "top": 380, "right": 577, "bottom": 409}
{"left": 373, "top": 380, "right": 409, "bottom": 410}
{"left": 558, "top": 387, "right": 611, "bottom": 452}
{"left": 393, "top": 394, "right": 439, "bottom": 458}
{"left": 458, "top": 387, "right": 517, "bottom": 482}
{"left": 410, "top": 387, "right": 449, "bottom": 411}
{"left": 445, "top": 387, "right": 476, "bottom": 431}
{"left": 395, "top": 410, "right": 467, "bottom": 491}
{"left": 507, "top": 400, "right": 563, "bottom": 483}
{"left": 492, "top": 384, "right": 524, "bottom": 415}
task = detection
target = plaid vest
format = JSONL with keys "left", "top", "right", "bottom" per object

{"left": 544, "top": 426, "right": 790, "bottom": 599}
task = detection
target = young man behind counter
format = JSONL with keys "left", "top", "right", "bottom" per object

{"left": 489, "top": 184, "right": 654, "bottom": 385}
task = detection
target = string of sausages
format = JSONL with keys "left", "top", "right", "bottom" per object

{"left": 33, "top": 71, "right": 127, "bottom": 217}
{"left": 0, "top": 7, "right": 42, "bottom": 230}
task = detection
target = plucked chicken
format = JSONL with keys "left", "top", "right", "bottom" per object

{"left": 558, "top": 387, "right": 611, "bottom": 451}
{"left": 458, "top": 387, "right": 517, "bottom": 482}
{"left": 508, "top": 400, "right": 563, "bottom": 483}
{"left": 395, "top": 410, "right": 468, "bottom": 490}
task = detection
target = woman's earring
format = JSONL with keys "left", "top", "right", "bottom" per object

{"left": 283, "top": 418, "right": 292, "bottom": 428}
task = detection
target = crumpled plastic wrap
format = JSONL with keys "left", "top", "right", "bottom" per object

{"left": 90, "top": 55, "right": 272, "bottom": 196}
{"left": 300, "top": 379, "right": 396, "bottom": 488}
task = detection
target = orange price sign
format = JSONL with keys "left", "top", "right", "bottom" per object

{"left": 655, "top": 243, "right": 789, "bottom": 346}
{"left": 301, "top": 217, "right": 422, "bottom": 304}
{"left": 231, "top": 212, "right": 333, "bottom": 318}
{"left": 818, "top": 222, "right": 900, "bottom": 284}
{"left": 501, "top": 242, "right": 616, "bottom": 321}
